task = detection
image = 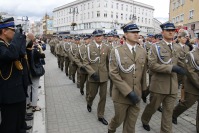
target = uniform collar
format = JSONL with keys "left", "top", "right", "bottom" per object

{"left": 126, "top": 42, "right": 136, "bottom": 53}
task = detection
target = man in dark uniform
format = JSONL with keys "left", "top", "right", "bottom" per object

{"left": 0, "top": 17, "right": 26, "bottom": 133}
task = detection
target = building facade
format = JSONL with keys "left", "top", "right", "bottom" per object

{"left": 152, "top": 18, "right": 162, "bottom": 34}
{"left": 42, "top": 14, "right": 54, "bottom": 35}
{"left": 169, "top": 0, "right": 199, "bottom": 37}
{"left": 53, "top": 0, "right": 155, "bottom": 36}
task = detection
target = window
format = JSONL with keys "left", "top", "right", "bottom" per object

{"left": 116, "top": 13, "right": 118, "bottom": 19}
{"left": 180, "top": 14, "right": 184, "bottom": 21}
{"left": 116, "top": 3, "right": 119, "bottom": 9}
{"left": 98, "top": 3, "right": 100, "bottom": 7}
{"left": 104, "top": 13, "right": 107, "bottom": 18}
{"left": 84, "top": 4, "right": 86, "bottom": 10}
{"left": 138, "top": 17, "right": 140, "bottom": 22}
{"left": 84, "top": 13, "right": 86, "bottom": 19}
{"left": 111, "top": 12, "right": 113, "bottom": 18}
{"left": 104, "top": 3, "right": 107, "bottom": 7}
{"left": 97, "top": 11, "right": 100, "bottom": 17}
{"left": 130, "top": 6, "right": 132, "bottom": 12}
{"left": 88, "top": 3, "right": 90, "bottom": 9}
{"left": 111, "top": 2, "right": 113, "bottom": 8}
{"left": 149, "top": 19, "right": 150, "bottom": 24}
{"left": 92, "top": 2, "right": 94, "bottom": 8}
{"left": 181, "top": 0, "right": 185, "bottom": 5}
{"left": 142, "top": 17, "right": 143, "bottom": 23}
{"left": 172, "top": 18, "right": 175, "bottom": 23}
{"left": 189, "top": 10, "right": 194, "bottom": 19}
{"left": 126, "top": 5, "right": 128, "bottom": 11}
{"left": 121, "top": 4, "right": 123, "bottom": 10}
{"left": 173, "top": 2, "right": 176, "bottom": 10}
{"left": 134, "top": 7, "right": 136, "bottom": 13}
{"left": 145, "top": 18, "right": 147, "bottom": 24}
{"left": 92, "top": 11, "right": 94, "bottom": 18}
{"left": 121, "top": 13, "right": 123, "bottom": 20}
{"left": 126, "top": 14, "right": 128, "bottom": 20}
{"left": 88, "top": 12, "right": 90, "bottom": 19}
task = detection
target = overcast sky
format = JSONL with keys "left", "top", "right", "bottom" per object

{"left": 0, "top": 0, "right": 169, "bottom": 23}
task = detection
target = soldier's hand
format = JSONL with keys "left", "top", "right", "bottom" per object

{"left": 142, "top": 88, "right": 150, "bottom": 103}
{"left": 172, "top": 65, "right": 186, "bottom": 75}
{"left": 80, "top": 66, "right": 87, "bottom": 72}
{"left": 91, "top": 72, "right": 99, "bottom": 81}
{"left": 127, "top": 91, "right": 140, "bottom": 105}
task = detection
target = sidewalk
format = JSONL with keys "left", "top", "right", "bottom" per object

{"left": 44, "top": 45, "right": 197, "bottom": 133}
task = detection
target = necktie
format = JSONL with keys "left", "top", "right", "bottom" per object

{"left": 168, "top": 43, "right": 172, "bottom": 51}
{"left": 132, "top": 47, "right": 136, "bottom": 59}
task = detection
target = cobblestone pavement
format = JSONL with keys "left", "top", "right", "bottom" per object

{"left": 45, "top": 46, "right": 197, "bottom": 133}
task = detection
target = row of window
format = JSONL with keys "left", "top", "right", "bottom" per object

{"left": 172, "top": 10, "right": 194, "bottom": 23}
{"left": 54, "top": 12, "right": 151, "bottom": 25}
{"left": 56, "top": 22, "right": 151, "bottom": 31}
{"left": 172, "top": 0, "right": 185, "bottom": 10}
{"left": 55, "top": 2, "right": 153, "bottom": 18}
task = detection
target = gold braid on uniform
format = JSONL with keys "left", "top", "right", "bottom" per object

{"left": 0, "top": 40, "right": 14, "bottom": 80}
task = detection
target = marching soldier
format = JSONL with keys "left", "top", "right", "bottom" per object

{"left": 74, "top": 34, "right": 91, "bottom": 98}
{"left": 0, "top": 17, "right": 26, "bottom": 133}
{"left": 68, "top": 36, "right": 80, "bottom": 84}
{"left": 83, "top": 29, "right": 110, "bottom": 125}
{"left": 141, "top": 22, "right": 186, "bottom": 132}
{"left": 63, "top": 36, "right": 72, "bottom": 76}
{"left": 55, "top": 37, "right": 61, "bottom": 68}
{"left": 172, "top": 43, "right": 199, "bottom": 133}
{"left": 108, "top": 23, "right": 147, "bottom": 133}
{"left": 58, "top": 37, "right": 65, "bottom": 71}
{"left": 176, "top": 32, "right": 190, "bottom": 102}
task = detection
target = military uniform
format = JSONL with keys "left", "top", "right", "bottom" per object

{"left": 141, "top": 23, "right": 185, "bottom": 133}
{"left": 83, "top": 30, "right": 110, "bottom": 124}
{"left": 108, "top": 23, "right": 147, "bottom": 133}
{"left": 58, "top": 40, "right": 65, "bottom": 71}
{"left": 63, "top": 36, "right": 72, "bottom": 76}
{"left": 68, "top": 38, "right": 79, "bottom": 84}
{"left": 172, "top": 47, "right": 199, "bottom": 132}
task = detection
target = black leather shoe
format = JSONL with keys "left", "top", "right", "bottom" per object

{"left": 26, "top": 113, "right": 33, "bottom": 117}
{"left": 172, "top": 116, "right": 177, "bottom": 124}
{"left": 157, "top": 106, "right": 163, "bottom": 112}
{"left": 25, "top": 116, "right": 33, "bottom": 121}
{"left": 98, "top": 118, "right": 108, "bottom": 125}
{"left": 80, "top": 91, "right": 84, "bottom": 95}
{"left": 66, "top": 73, "right": 68, "bottom": 76}
{"left": 25, "top": 125, "right": 32, "bottom": 130}
{"left": 87, "top": 105, "right": 92, "bottom": 112}
{"left": 73, "top": 78, "right": 75, "bottom": 83}
{"left": 143, "top": 124, "right": 150, "bottom": 131}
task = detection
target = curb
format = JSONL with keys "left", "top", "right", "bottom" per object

{"left": 32, "top": 75, "right": 46, "bottom": 133}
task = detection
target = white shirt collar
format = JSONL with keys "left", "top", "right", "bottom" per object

{"left": 94, "top": 40, "right": 101, "bottom": 48}
{"left": 126, "top": 42, "right": 136, "bottom": 53}
{"left": 163, "top": 39, "right": 172, "bottom": 46}
{"left": 179, "top": 43, "right": 185, "bottom": 48}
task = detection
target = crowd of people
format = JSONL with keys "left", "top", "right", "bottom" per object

{"left": 0, "top": 16, "right": 199, "bottom": 133}
{"left": 0, "top": 17, "right": 46, "bottom": 133}
{"left": 48, "top": 22, "right": 199, "bottom": 133}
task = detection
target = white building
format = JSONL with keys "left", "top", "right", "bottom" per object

{"left": 53, "top": 0, "right": 155, "bottom": 36}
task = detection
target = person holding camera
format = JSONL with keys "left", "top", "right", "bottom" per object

{"left": 26, "top": 35, "right": 45, "bottom": 112}
{"left": 0, "top": 17, "right": 27, "bottom": 133}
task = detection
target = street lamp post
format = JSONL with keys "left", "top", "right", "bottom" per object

{"left": 69, "top": 7, "right": 79, "bottom": 31}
